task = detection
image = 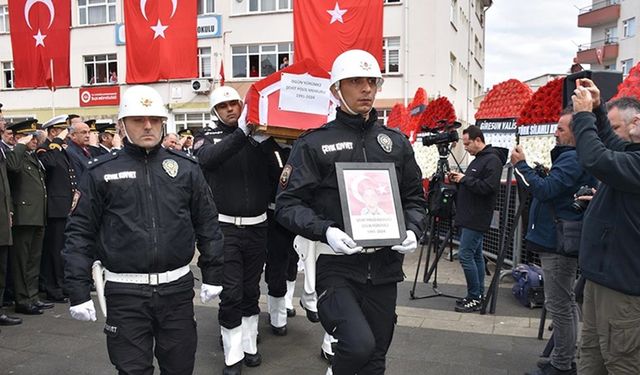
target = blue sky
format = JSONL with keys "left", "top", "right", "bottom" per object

{"left": 484, "top": 0, "right": 591, "bottom": 89}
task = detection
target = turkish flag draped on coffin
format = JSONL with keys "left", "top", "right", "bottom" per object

{"left": 8, "top": 0, "right": 70, "bottom": 88}
{"left": 124, "top": 0, "right": 197, "bottom": 83}
{"left": 293, "top": 0, "right": 383, "bottom": 73}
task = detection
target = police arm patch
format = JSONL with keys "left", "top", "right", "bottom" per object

{"left": 280, "top": 164, "right": 293, "bottom": 189}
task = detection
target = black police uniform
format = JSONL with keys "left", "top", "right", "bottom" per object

{"left": 264, "top": 144, "right": 299, "bottom": 300}
{"left": 194, "top": 121, "right": 279, "bottom": 330}
{"left": 37, "top": 137, "right": 77, "bottom": 301}
{"left": 275, "top": 108, "right": 426, "bottom": 375}
{"left": 63, "top": 140, "right": 224, "bottom": 374}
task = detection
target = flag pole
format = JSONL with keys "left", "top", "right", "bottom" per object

{"left": 50, "top": 59, "right": 56, "bottom": 117}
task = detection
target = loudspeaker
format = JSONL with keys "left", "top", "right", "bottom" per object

{"left": 562, "top": 70, "right": 623, "bottom": 108}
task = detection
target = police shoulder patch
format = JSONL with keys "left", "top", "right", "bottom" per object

{"left": 162, "top": 159, "right": 179, "bottom": 178}
{"left": 193, "top": 138, "right": 205, "bottom": 150}
{"left": 166, "top": 148, "right": 198, "bottom": 163}
{"left": 280, "top": 164, "right": 293, "bottom": 189}
{"left": 377, "top": 133, "right": 393, "bottom": 153}
{"left": 87, "top": 152, "right": 119, "bottom": 169}
{"left": 69, "top": 190, "right": 81, "bottom": 215}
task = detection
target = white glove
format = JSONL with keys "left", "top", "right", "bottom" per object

{"left": 200, "top": 284, "right": 223, "bottom": 303}
{"left": 237, "top": 105, "right": 252, "bottom": 135}
{"left": 251, "top": 132, "right": 269, "bottom": 143}
{"left": 326, "top": 227, "right": 362, "bottom": 255}
{"left": 392, "top": 230, "right": 418, "bottom": 254}
{"left": 69, "top": 300, "right": 97, "bottom": 322}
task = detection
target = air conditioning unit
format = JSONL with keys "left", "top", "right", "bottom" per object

{"left": 191, "top": 79, "right": 211, "bottom": 94}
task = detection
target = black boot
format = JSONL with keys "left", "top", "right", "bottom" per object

{"left": 243, "top": 352, "right": 262, "bottom": 367}
{"left": 222, "top": 361, "right": 242, "bottom": 375}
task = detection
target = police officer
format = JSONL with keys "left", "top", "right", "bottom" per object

{"left": 275, "top": 50, "right": 426, "bottom": 375}
{"left": 6, "top": 119, "right": 53, "bottom": 315}
{"left": 194, "top": 86, "right": 278, "bottom": 375}
{"left": 63, "top": 85, "right": 224, "bottom": 374}
{"left": 37, "top": 115, "right": 76, "bottom": 302}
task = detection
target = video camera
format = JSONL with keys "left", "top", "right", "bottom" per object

{"left": 422, "top": 120, "right": 461, "bottom": 147}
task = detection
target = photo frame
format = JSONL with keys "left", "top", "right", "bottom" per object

{"left": 335, "top": 162, "right": 407, "bottom": 248}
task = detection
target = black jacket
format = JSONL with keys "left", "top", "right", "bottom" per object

{"left": 63, "top": 140, "right": 224, "bottom": 305}
{"left": 455, "top": 145, "right": 506, "bottom": 232}
{"left": 275, "top": 108, "right": 426, "bottom": 285}
{"left": 573, "top": 107, "right": 640, "bottom": 296}
{"left": 37, "top": 138, "right": 78, "bottom": 219}
{"left": 0, "top": 147, "right": 12, "bottom": 246}
{"left": 193, "top": 122, "right": 278, "bottom": 217}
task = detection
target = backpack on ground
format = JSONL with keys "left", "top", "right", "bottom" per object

{"left": 511, "top": 264, "right": 545, "bottom": 308}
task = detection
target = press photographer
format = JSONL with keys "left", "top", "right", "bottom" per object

{"left": 448, "top": 125, "right": 506, "bottom": 313}
{"left": 571, "top": 79, "right": 640, "bottom": 374}
{"left": 512, "top": 106, "right": 596, "bottom": 375}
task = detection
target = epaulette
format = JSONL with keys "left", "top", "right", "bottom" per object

{"left": 87, "top": 152, "right": 119, "bottom": 169}
{"left": 298, "top": 124, "right": 330, "bottom": 138}
{"left": 48, "top": 142, "right": 62, "bottom": 150}
{"left": 381, "top": 125, "right": 409, "bottom": 139}
{"left": 166, "top": 148, "right": 198, "bottom": 163}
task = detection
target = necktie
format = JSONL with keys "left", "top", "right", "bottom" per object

{"left": 82, "top": 148, "right": 90, "bottom": 158}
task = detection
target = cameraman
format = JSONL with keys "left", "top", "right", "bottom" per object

{"left": 512, "top": 107, "right": 596, "bottom": 375}
{"left": 449, "top": 125, "right": 506, "bottom": 313}
{"left": 572, "top": 79, "right": 640, "bottom": 374}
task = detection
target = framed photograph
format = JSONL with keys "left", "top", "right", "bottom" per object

{"left": 335, "top": 162, "right": 407, "bottom": 248}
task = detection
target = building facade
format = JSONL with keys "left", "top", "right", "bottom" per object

{"left": 575, "top": 0, "right": 639, "bottom": 75}
{"left": 0, "top": 0, "right": 491, "bottom": 133}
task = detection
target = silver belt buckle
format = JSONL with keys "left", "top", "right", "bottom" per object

{"left": 148, "top": 273, "right": 159, "bottom": 286}
{"left": 234, "top": 217, "right": 243, "bottom": 226}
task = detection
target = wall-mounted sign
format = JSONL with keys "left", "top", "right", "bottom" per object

{"left": 79, "top": 86, "right": 120, "bottom": 107}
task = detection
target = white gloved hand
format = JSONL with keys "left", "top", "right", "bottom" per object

{"left": 200, "top": 284, "right": 223, "bottom": 303}
{"left": 251, "top": 132, "right": 269, "bottom": 143}
{"left": 69, "top": 300, "right": 97, "bottom": 322}
{"left": 325, "top": 227, "right": 362, "bottom": 255}
{"left": 237, "top": 105, "right": 253, "bottom": 135}
{"left": 391, "top": 230, "right": 418, "bottom": 254}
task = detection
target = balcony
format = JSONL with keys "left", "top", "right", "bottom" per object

{"left": 578, "top": 0, "right": 621, "bottom": 28}
{"left": 575, "top": 38, "right": 619, "bottom": 65}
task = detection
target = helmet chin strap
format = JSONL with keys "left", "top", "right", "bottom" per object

{"left": 335, "top": 82, "right": 372, "bottom": 118}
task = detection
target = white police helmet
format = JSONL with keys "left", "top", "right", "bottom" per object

{"left": 118, "top": 85, "right": 168, "bottom": 120}
{"left": 329, "top": 49, "right": 384, "bottom": 88}
{"left": 209, "top": 86, "right": 243, "bottom": 113}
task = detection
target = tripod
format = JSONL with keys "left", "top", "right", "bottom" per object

{"left": 410, "top": 144, "right": 459, "bottom": 301}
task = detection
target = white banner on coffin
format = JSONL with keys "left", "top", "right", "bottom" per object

{"left": 279, "top": 73, "right": 331, "bottom": 115}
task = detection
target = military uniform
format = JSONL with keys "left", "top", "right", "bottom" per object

{"left": 0, "top": 123, "right": 13, "bottom": 311}
{"left": 178, "top": 128, "right": 194, "bottom": 155}
{"left": 6, "top": 119, "right": 49, "bottom": 314}
{"left": 37, "top": 116, "right": 77, "bottom": 301}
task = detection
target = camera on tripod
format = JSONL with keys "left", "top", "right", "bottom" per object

{"left": 422, "top": 120, "right": 461, "bottom": 147}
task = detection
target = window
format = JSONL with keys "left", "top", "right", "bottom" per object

{"left": 605, "top": 27, "right": 618, "bottom": 43}
{"left": 2, "top": 62, "right": 13, "bottom": 89}
{"left": 623, "top": 18, "right": 636, "bottom": 38}
{"left": 198, "top": 0, "right": 215, "bottom": 15}
{"left": 79, "top": 0, "right": 116, "bottom": 25}
{"left": 384, "top": 0, "right": 401, "bottom": 3}
{"left": 621, "top": 59, "right": 634, "bottom": 75}
{"left": 0, "top": 6, "right": 9, "bottom": 33}
{"left": 604, "top": 64, "right": 616, "bottom": 70}
{"left": 379, "top": 109, "right": 391, "bottom": 126}
{"left": 247, "top": 0, "right": 291, "bottom": 13}
{"left": 449, "top": 53, "right": 457, "bottom": 86}
{"left": 450, "top": 0, "right": 458, "bottom": 25}
{"left": 232, "top": 43, "right": 292, "bottom": 79}
{"left": 382, "top": 37, "right": 400, "bottom": 74}
{"left": 175, "top": 112, "right": 212, "bottom": 133}
{"left": 473, "top": 35, "right": 483, "bottom": 62}
{"left": 198, "top": 47, "right": 212, "bottom": 78}
{"left": 84, "top": 54, "right": 117, "bottom": 85}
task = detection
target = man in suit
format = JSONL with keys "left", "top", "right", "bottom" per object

{"left": 37, "top": 115, "right": 76, "bottom": 302}
{"left": 6, "top": 119, "right": 52, "bottom": 315}
{"left": 0, "top": 104, "right": 22, "bottom": 326}
{"left": 65, "top": 119, "right": 92, "bottom": 181}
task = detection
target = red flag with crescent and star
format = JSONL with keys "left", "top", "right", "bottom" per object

{"left": 293, "top": 0, "right": 383, "bottom": 73}
{"left": 8, "top": 0, "right": 70, "bottom": 88}
{"left": 124, "top": 0, "right": 197, "bottom": 83}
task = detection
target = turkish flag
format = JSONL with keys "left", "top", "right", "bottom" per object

{"left": 8, "top": 0, "right": 70, "bottom": 88}
{"left": 124, "top": 0, "right": 197, "bottom": 83}
{"left": 293, "top": 0, "right": 383, "bottom": 73}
